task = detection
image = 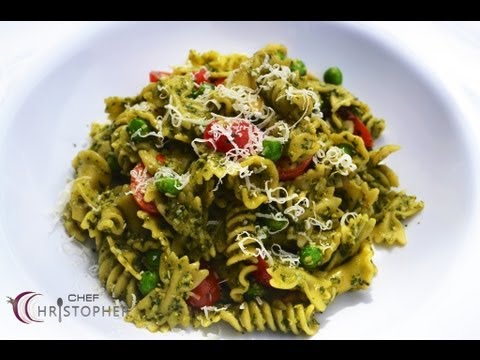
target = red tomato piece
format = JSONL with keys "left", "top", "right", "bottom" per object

{"left": 155, "top": 154, "right": 166, "bottom": 164}
{"left": 204, "top": 119, "right": 261, "bottom": 153}
{"left": 187, "top": 272, "right": 221, "bottom": 308}
{"left": 277, "top": 156, "right": 313, "bottom": 181}
{"left": 149, "top": 71, "right": 171, "bottom": 82}
{"left": 345, "top": 111, "right": 373, "bottom": 150}
{"left": 213, "top": 77, "right": 226, "bottom": 86}
{"left": 193, "top": 68, "right": 209, "bottom": 84}
{"left": 253, "top": 257, "right": 272, "bottom": 287}
{"left": 130, "top": 163, "right": 158, "bottom": 215}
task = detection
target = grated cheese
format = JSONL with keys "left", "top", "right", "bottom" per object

{"left": 54, "top": 177, "right": 75, "bottom": 218}
{"left": 130, "top": 165, "right": 153, "bottom": 195}
{"left": 276, "top": 86, "right": 323, "bottom": 127}
{"left": 201, "top": 304, "right": 229, "bottom": 321}
{"left": 255, "top": 210, "right": 289, "bottom": 234}
{"left": 235, "top": 230, "right": 273, "bottom": 265}
{"left": 161, "top": 95, "right": 210, "bottom": 128}
{"left": 284, "top": 197, "right": 310, "bottom": 222}
{"left": 191, "top": 137, "right": 216, "bottom": 156}
{"left": 212, "top": 178, "right": 223, "bottom": 192}
{"left": 340, "top": 212, "right": 358, "bottom": 226}
{"left": 271, "top": 244, "right": 300, "bottom": 268}
{"left": 305, "top": 218, "right": 333, "bottom": 231}
{"left": 313, "top": 145, "right": 357, "bottom": 176}
{"left": 264, "top": 121, "right": 290, "bottom": 144}
{"left": 252, "top": 54, "right": 296, "bottom": 91}
{"left": 132, "top": 129, "right": 164, "bottom": 147}
{"left": 124, "top": 101, "right": 152, "bottom": 112}
{"left": 154, "top": 166, "right": 190, "bottom": 194}
{"left": 129, "top": 294, "right": 137, "bottom": 310}
{"left": 157, "top": 85, "right": 169, "bottom": 99}
{"left": 264, "top": 180, "right": 299, "bottom": 204}
{"left": 211, "top": 85, "right": 275, "bottom": 128}
{"left": 205, "top": 118, "right": 264, "bottom": 162}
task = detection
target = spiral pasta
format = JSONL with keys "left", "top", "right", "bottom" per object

{"left": 62, "top": 44, "right": 424, "bottom": 336}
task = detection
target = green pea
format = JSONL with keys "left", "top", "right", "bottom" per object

{"left": 337, "top": 143, "right": 355, "bottom": 156}
{"left": 290, "top": 59, "right": 307, "bottom": 76}
{"left": 275, "top": 50, "right": 286, "bottom": 61}
{"left": 261, "top": 217, "right": 288, "bottom": 232}
{"left": 139, "top": 271, "right": 159, "bottom": 296}
{"left": 127, "top": 118, "right": 152, "bottom": 142}
{"left": 106, "top": 153, "right": 120, "bottom": 173}
{"left": 155, "top": 177, "right": 181, "bottom": 196}
{"left": 323, "top": 67, "right": 343, "bottom": 85}
{"left": 261, "top": 139, "right": 283, "bottom": 162}
{"left": 144, "top": 250, "right": 161, "bottom": 271}
{"left": 300, "top": 246, "right": 323, "bottom": 269}
{"left": 191, "top": 83, "right": 215, "bottom": 98}
{"left": 244, "top": 282, "right": 266, "bottom": 301}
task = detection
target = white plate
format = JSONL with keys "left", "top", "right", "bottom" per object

{"left": 1, "top": 21, "right": 480, "bottom": 339}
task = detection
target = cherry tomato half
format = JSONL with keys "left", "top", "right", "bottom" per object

{"left": 345, "top": 111, "right": 373, "bottom": 150}
{"left": 130, "top": 163, "right": 158, "bottom": 215}
{"left": 193, "top": 68, "right": 209, "bottom": 84}
{"left": 155, "top": 154, "right": 166, "bottom": 164}
{"left": 204, "top": 119, "right": 261, "bottom": 153}
{"left": 187, "top": 272, "right": 221, "bottom": 308}
{"left": 213, "top": 77, "right": 226, "bottom": 86}
{"left": 253, "top": 257, "right": 272, "bottom": 287}
{"left": 277, "top": 156, "right": 313, "bottom": 181}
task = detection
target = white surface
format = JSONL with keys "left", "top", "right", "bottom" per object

{"left": 0, "top": 21, "right": 479, "bottom": 339}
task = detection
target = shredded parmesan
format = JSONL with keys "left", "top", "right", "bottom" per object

{"left": 284, "top": 197, "right": 310, "bottom": 222}
{"left": 212, "top": 177, "right": 223, "bottom": 192}
{"left": 129, "top": 165, "right": 153, "bottom": 195}
{"left": 157, "top": 85, "right": 169, "bottom": 99}
{"left": 255, "top": 297, "right": 263, "bottom": 305}
{"left": 124, "top": 101, "right": 152, "bottom": 112}
{"left": 201, "top": 304, "right": 229, "bottom": 321}
{"left": 132, "top": 129, "right": 164, "bottom": 147}
{"left": 235, "top": 230, "right": 273, "bottom": 265}
{"left": 255, "top": 211, "right": 289, "bottom": 234}
{"left": 191, "top": 138, "right": 216, "bottom": 156}
{"left": 54, "top": 177, "right": 75, "bottom": 218}
{"left": 271, "top": 244, "right": 300, "bottom": 268}
{"left": 276, "top": 86, "right": 322, "bottom": 127}
{"left": 210, "top": 85, "right": 275, "bottom": 128}
{"left": 264, "top": 180, "right": 299, "bottom": 204}
{"left": 340, "top": 212, "right": 358, "bottom": 226}
{"left": 88, "top": 264, "right": 99, "bottom": 277}
{"left": 264, "top": 121, "right": 290, "bottom": 144}
{"left": 154, "top": 167, "right": 190, "bottom": 194}
{"left": 305, "top": 217, "right": 333, "bottom": 231}
{"left": 252, "top": 54, "right": 296, "bottom": 90}
{"left": 129, "top": 294, "right": 137, "bottom": 310}
{"left": 313, "top": 145, "right": 357, "bottom": 176}
{"left": 161, "top": 95, "right": 210, "bottom": 128}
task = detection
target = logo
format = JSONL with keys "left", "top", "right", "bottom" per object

{"left": 7, "top": 292, "right": 128, "bottom": 324}
{"left": 6, "top": 291, "right": 44, "bottom": 324}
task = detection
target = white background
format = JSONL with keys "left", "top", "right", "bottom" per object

{"left": 0, "top": 21, "right": 479, "bottom": 339}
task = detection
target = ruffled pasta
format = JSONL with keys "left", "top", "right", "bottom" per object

{"left": 62, "top": 44, "right": 424, "bottom": 336}
{"left": 194, "top": 300, "right": 319, "bottom": 335}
